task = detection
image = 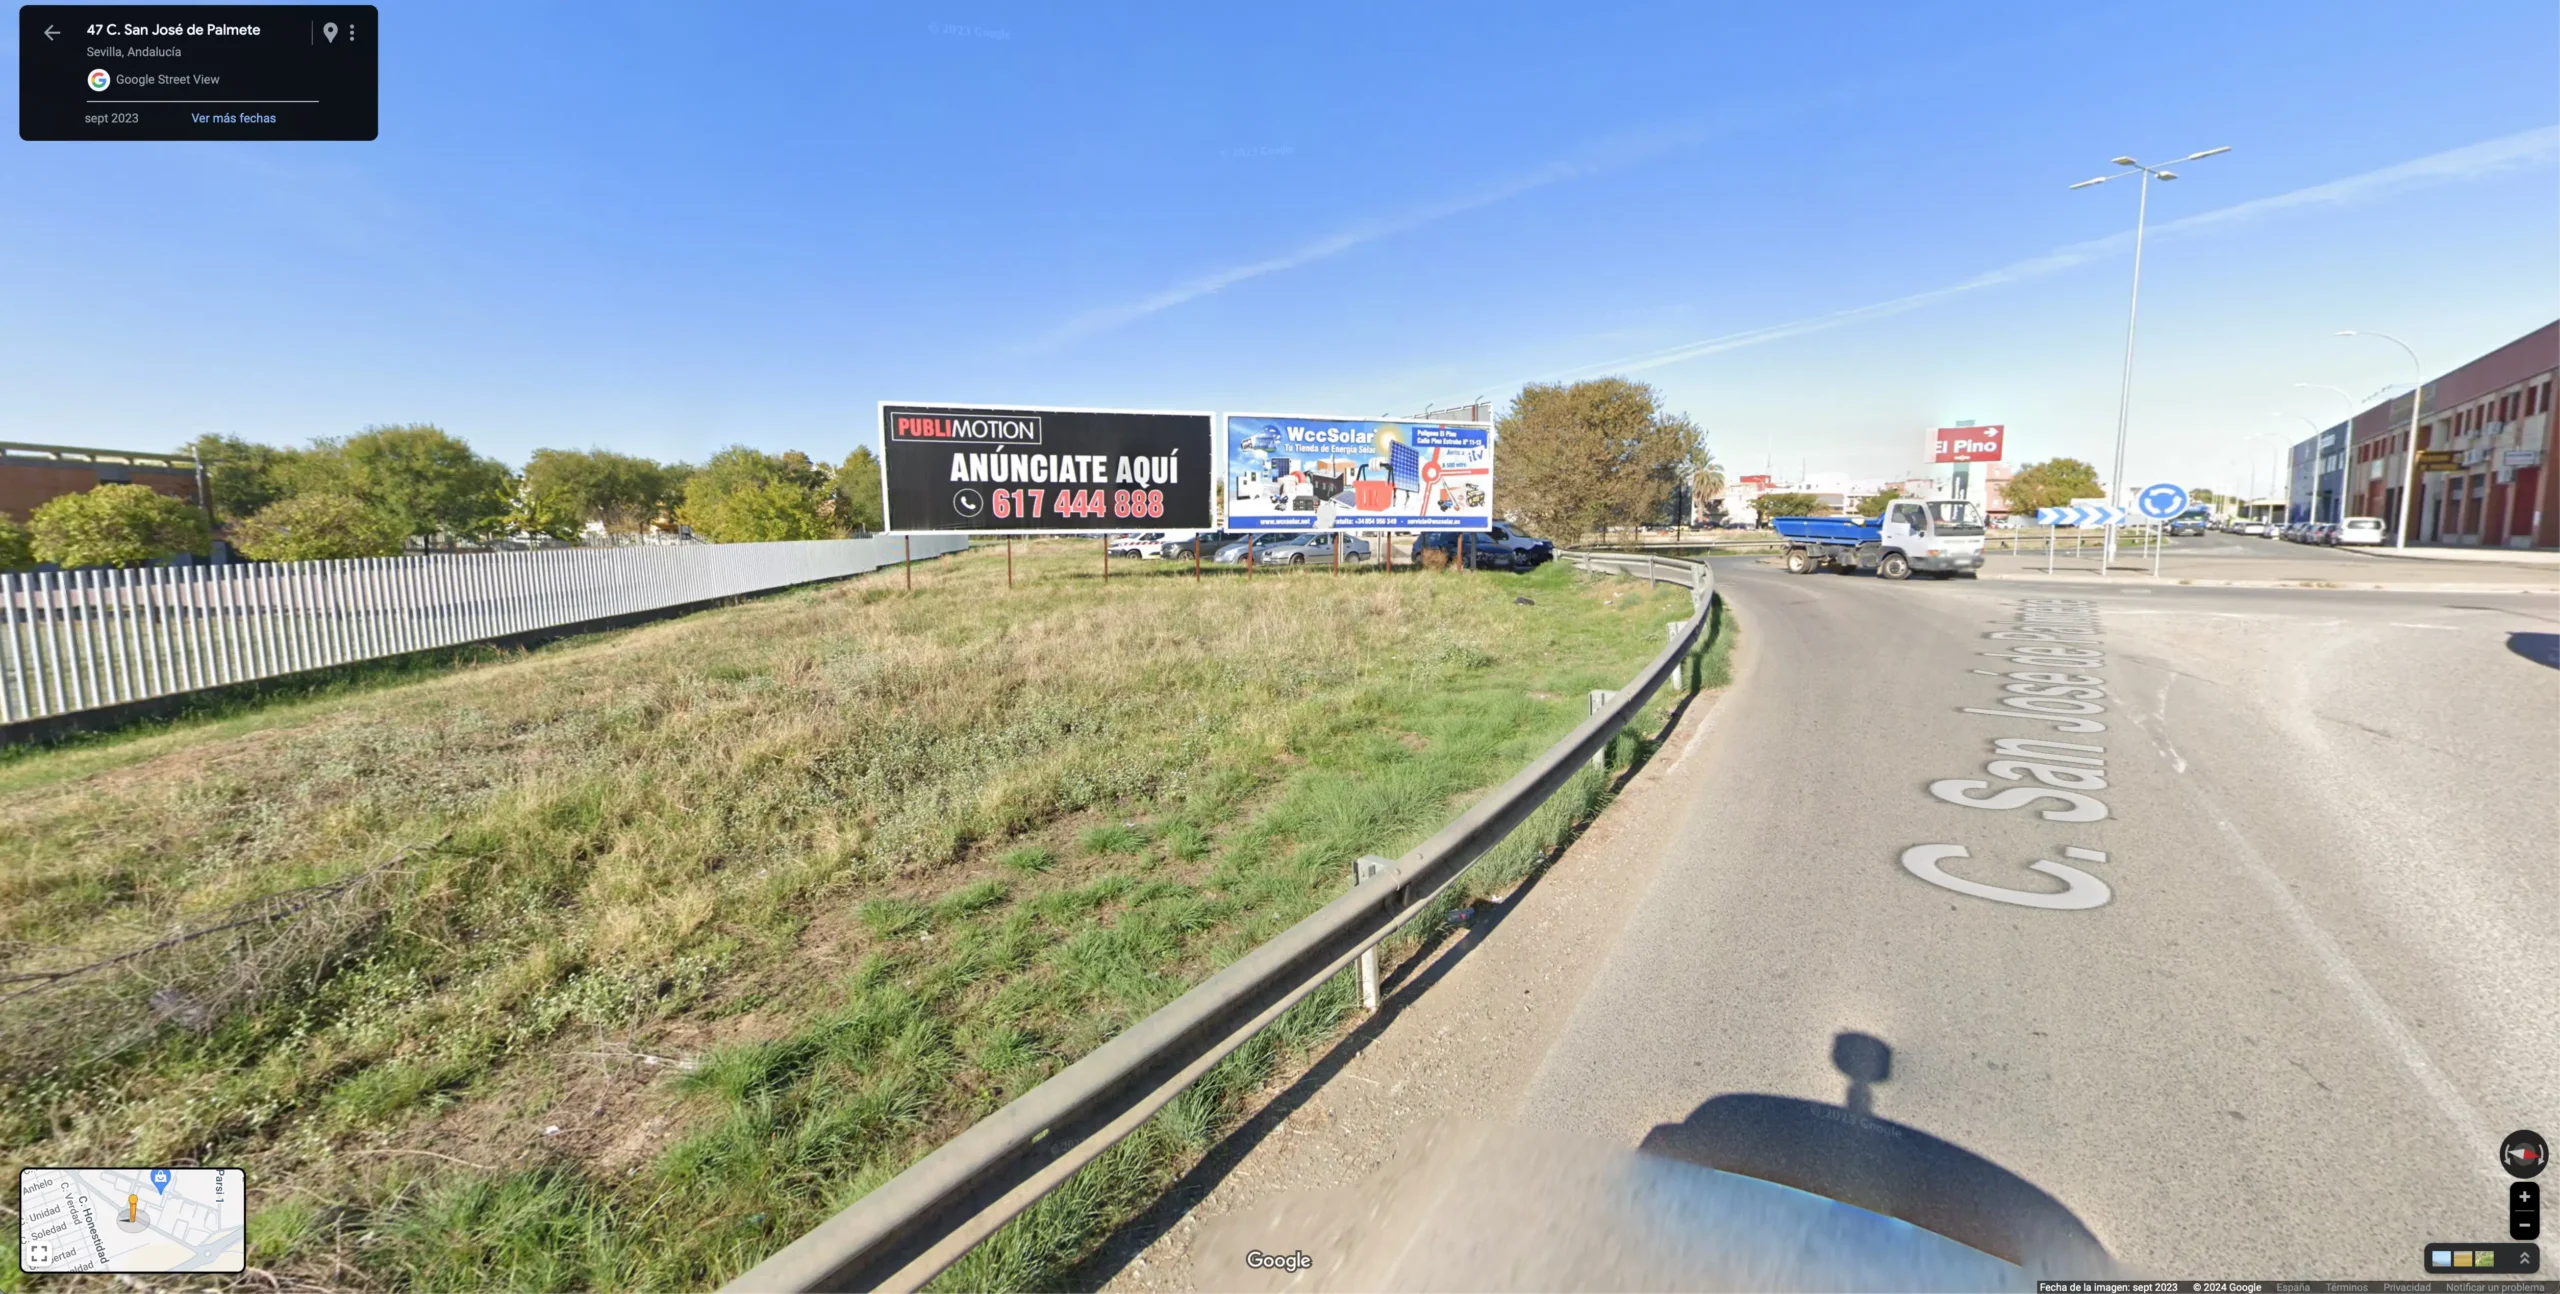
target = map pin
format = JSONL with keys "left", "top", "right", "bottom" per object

{"left": 323, "top": 21, "right": 338, "bottom": 42}
{"left": 150, "top": 1168, "right": 170, "bottom": 1195}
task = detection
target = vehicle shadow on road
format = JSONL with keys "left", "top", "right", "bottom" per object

{"left": 1066, "top": 595, "right": 1733, "bottom": 1290}
{"left": 2507, "top": 632, "right": 2559, "bottom": 669}
{"left": 1638, "top": 1031, "right": 2118, "bottom": 1275}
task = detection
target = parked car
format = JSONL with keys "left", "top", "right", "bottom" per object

{"left": 1256, "top": 533, "right": 1373, "bottom": 565}
{"left": 1410, "top": 524, "right": 1553, "bottom": 571}
{"left": 1211, "top": 534, "right": 1295, "bottom": 564}
{"left": 2307, "top": 522, "right": 2339, "bottom": 545}
{"left": 1149, "top": 530, "right": 1225, "bottom": 558}
{"left": 2335, "top": 516, "right": 2386, "bottom": 545}
{"left": 1107, "top": 532, "right": 1164, "bottom": 556}
{"left": 2166, "top": 515, "right": 2207, "bottom": 537}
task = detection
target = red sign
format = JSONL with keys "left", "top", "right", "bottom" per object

{"left": 1933, "top": 425, "right": 2005, "bottom": 463}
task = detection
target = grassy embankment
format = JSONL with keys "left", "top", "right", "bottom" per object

{"left": 0, "top": 541, "right": 1730, "bottom": 1291}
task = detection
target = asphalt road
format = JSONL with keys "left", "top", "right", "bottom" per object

{"left": 1517, "top": 557, "right": 2559, "bottom": 1278}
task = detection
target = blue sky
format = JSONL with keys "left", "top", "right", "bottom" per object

{"left": 5, "top": 0, "right": 2555, "bottom": 500}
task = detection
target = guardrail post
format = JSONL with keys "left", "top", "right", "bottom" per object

{"left": 1588, "top": 690, "right": 1617, "bottom": 772}
{"left": 1354, "top": 854, "right": 1392, "bottom": 1010}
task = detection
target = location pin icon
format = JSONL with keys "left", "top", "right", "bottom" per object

{"left": 323, "top": 21, "right": 338, "bottom": 42}
{"left": 150, "top": 1168, "right": 170, "bottom": 1195}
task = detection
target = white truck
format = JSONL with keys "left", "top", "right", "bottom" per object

{"left": 1771, "top": 499, "right": 1987, "bottom": 579}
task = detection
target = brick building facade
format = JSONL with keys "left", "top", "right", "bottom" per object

{"left": 2344, "top": 322, "right": 2557, "bottom": 549}
{"left": 0, "top": 443, "right": 209, "bottom": 525}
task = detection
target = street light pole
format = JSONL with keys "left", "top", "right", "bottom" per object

{"left": 2071, "top": 145, "right": 2231, "bottom": 572}
{"left": 2293, "top": 383, "right": 2359, "bottom": 525}
{"left": 2274, "top": 413, "right": 2322, "bottom": 527}
{"left": 2338, "top": 331, "right": 2426, "bottom": 548}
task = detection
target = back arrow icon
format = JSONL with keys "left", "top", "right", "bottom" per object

{"left": 43, "top": 24, "right": 60, "bottom": 39}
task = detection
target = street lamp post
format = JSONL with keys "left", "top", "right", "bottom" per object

{"left": 2071, "top": 145, "right": 2232, "bottom": 573}
{"left": 2244, "top": 430, "right": 2286, "bottom": 519}
{"left": 2293, "top": 383, "right": 2360, "bottom": 525}
{"left": 2274, "top": 412, "right": 2322, "bottom": 528}
{"left": 2337, "top": 331, "right": 2426, "bottom": 548}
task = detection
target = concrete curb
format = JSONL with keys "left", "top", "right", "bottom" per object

{"left": 2328, "top": 546, "right": 2560, "bottom": 570}
{"left": 1978, "top": 572, "right": 2559, "bottom": 595}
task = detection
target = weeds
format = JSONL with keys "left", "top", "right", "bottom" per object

{"left": 0, "top": 545, "right": 1707, "bottom": 1289}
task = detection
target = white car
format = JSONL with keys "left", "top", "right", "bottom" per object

{"left": 2334, "top": 516, "right": 2386, "bottom": 545}
{"left": 1107, "top": 532, "right": 1164, "bottom": 556}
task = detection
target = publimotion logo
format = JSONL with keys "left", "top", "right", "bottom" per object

{"left": 87, "top": 68, "right": 112, "bottom": 93}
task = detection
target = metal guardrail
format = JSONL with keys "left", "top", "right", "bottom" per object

{"left": 0, "top": 535, "right": 968, "bottom": 727}
{"left": 727, "top": 549, "right": 1715, "bottom": 1293}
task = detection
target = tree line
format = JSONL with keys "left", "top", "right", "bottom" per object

{"left": 0, "top": 425, "right": 888, "bottom": 570}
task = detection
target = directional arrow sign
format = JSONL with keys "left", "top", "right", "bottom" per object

{"left": 2036, "top": 506, "right": 2132, "bottom": 527}
{"left": 2135, "top": 483, "right": 2191, "bottom": 521}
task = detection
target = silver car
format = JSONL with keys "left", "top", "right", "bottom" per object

{"left": 1212, "top": 534, "right": 1295, "bottom": 563}
{"left": 1257, "top": 533, "right": 1373, "bottom": 565}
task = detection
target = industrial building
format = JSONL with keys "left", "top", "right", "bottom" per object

{"left": 2300, "top": 321, "right": 2556, "bottom": 549}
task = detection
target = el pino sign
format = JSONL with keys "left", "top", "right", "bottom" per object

{"left": 1933, "top": 425, "right": 2005, "bottom": 463}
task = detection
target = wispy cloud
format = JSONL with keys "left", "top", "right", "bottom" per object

{"left": 1519, "top": 124, "right": 2560, "bottom": 387}
{"left": 1022, "top": 123, "right": 1719, "bottom": 352}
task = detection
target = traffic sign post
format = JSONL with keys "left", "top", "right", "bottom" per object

{"left": 2133, "top": 484, "right": 2190, "bottom": 577}
{"left": 2036, "top": 504, "right": 2139, "bottom": 575}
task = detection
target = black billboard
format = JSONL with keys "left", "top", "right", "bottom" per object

{"left": 879, "top": 404, "right": 1216, "bottom": 533}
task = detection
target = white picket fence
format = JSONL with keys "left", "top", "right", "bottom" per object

{"left": 0, "top": 535, "right": 967, "bottom": 726}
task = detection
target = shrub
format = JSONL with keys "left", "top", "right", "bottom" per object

{"left": 0, "top": 511, "right": 32, "bottom": 571}
{"left": 230, "top": 493, "right": 410, "bottom": 561}
{"left": 28, "top": 484, "right": 210, "bottom": 568}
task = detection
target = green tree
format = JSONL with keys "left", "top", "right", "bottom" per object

{"left": 680, "top": 447, "right": 830, "bottom": 543}
{"left": 834, "top": 446, "right": 886, "bottom": 534}
{"left": 1857, "top": 486, "right": 1905, "bottom": 519}
{"left": 518, "top": 448, "right": 676, "bottom": 540}
{"left": 28, "top": 484, "right": 211, "bottom": 568}
{"left": 2004, "top": 458, "right": 2105, "bottom": 515}
{"left": 181, "top": 433, "right": 368, "bottom": 523}
{"left": 0, "top": 512, "right": 33, "bottom": 571}
{"left": 183, "top": 434, "right": 294, "bottom": 523}
{"left": 228, "top": 493, "right": 408, "bottom": 562}
{"left": 1495, "top": 378, "right": 1706, "bottom": 541}
{"left": 338, "top": 425, "right": 513, "bottom": 548}
{"left": 1754, "top": 492, "right": 1823, "bottom": 519}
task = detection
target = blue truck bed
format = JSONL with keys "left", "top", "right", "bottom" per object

{"left": 1770, "top": 516, "right": 1879, "bottom": 545}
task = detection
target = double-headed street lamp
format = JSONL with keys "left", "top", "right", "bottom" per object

{"left": 2337, "top": 330, "right": 2426, "bottom": 547}
{"left": 2072, "top": 145, "right": 2232, "bottom": 570}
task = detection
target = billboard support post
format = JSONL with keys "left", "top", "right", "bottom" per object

{"left": 905, "top": 536, "right": 912, "bottom": 592}
{"left": 1193, "top": 535, "right": 1201, "bottom": 580}
{"left": 1333, "top": 532, "right": 1340, "bottom": 575}
{"left": 1101, "top": 535, "right": 1108, "bottom": 585}
{"left": 1006, "top": 537, "right": 1013, "bottom": 589}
